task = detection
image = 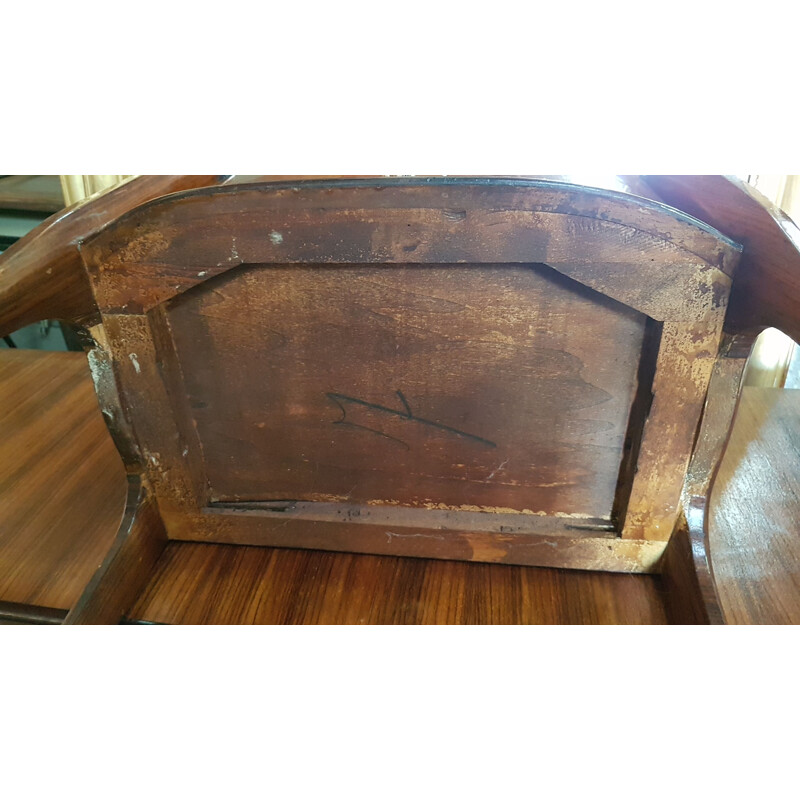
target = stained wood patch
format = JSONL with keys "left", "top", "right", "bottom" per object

{"left": 166, "top": 263, "right": 646, "bottom": 519}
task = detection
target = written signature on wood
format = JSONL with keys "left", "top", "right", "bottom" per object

{"left": 326, "top": 389, "right": 497, "bottom": 450}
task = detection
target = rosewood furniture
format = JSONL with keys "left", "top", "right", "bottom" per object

{"left": 2, "top": 175, "right": 798, "bottom": 623}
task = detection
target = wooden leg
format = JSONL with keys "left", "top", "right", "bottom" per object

{"left": 65, "top": 476, "right": 166, "bottom": 625}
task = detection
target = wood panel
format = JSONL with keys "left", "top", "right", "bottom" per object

{"left": 78, "top": 179, "right": 738, "bottom": 570}
{"left": 0, "top": 350, "right": 127, "bottom": 609}
{"left": 709, "top": 388, "right": 800, "bottom": 623}
{"left": 167, "top": 263, "right": 647, "bottom": 517}
{"left": 129, "top": 541, "right": 670, "bottom": 624}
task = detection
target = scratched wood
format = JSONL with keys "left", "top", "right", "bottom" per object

{"left": 167, "top": 263, "right": 647, "bottom": 517}
{"left": 74, "top": 178, "right": 740, "bottom": 571}
{"left": 641, "top": 175, "right": 800, "bottom": 343}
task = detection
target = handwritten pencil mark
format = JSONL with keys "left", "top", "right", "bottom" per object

{"left": 326, "top": 390, "right": 497, "bottom": 449}
{"left": 335, "top": 420, "right": 411, "bottom": 450}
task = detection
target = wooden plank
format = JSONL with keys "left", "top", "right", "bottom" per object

{"left": 167, "top": 507, "right": 666, "bottom": 573}
{"left": 130, "top": 541, "right": 670, "bottom": 624}
{"left": 0, "top": 350, "right": 127, "bottom": 610}
{"left": 65, "top": 476, "right": 167, "bottom": 624}
{"left": 167, "top": 263, "right": 647, "bottom": 518}
{"left": 80, "top": 181, "right": 739, "bottom": 316}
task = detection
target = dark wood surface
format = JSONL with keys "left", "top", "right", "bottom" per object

{"left": 2, "top": 348, "right": 800, "bottom": 623}
{"left": 0, "top": 350, "right": 126, "bottom": 609}
{"left": 168, "top": 262, "right": 646, "bottom": 516}
{"left": 65, "top": 477, "right": 167, "bottom": 624}
{"left": 710, "top": 388, "right": 800, "bottom": 624}
{"left": 77, "top": 178, "right": 738, "bottom": 572}
{"left": 641, "top": 175, "right": 800, "bottom": 343}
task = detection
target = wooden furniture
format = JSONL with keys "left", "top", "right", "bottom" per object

{"left": 3, "top": 348, "right": 799, "bottom": 624}
{"left": 2, "top": 174, "right": 799, "bottom": 624}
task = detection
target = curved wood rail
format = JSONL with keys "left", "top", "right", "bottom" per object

{"left": 0, "top": 175, "right": 227, "bottom": 338}
{"left": 65, "top": 476, "right": 166, "bottom": 625}
{"left": 641, "top": 175, "right": 800, "bottom": 342}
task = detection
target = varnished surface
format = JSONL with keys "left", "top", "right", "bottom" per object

{"left": 642, "top": 175, "right": 800, "bottom": 343}
{"left": 709, "top": 388, "right": 800, "bottom": 624}
{"left": 130, "top": 541, "right": 669, "bottom": 624}
{"left": 0, "top": 350, "right": 127, "bottom": 609}
{"left": 66, "top": 477, "right": 167, "bottom": 624}
{"left": 4, "top": 348, "right": 800, "bottom": 623}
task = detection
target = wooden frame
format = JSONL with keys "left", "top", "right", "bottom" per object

{"left": 70, "top": 178, "right": 741, "bottom": 575}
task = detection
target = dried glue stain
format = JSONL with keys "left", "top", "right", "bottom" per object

{"left": 129, "top": 353, "right": 141, "bottom": 374}
{"left": 269, "top": 231, "right": 283, "bottom": 245}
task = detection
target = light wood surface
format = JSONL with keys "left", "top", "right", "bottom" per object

{"left": 0, "top": 350, "right": 126, "bottom": 609}
{"left": 710, "top": 387, "right": 800, "bottom": 623}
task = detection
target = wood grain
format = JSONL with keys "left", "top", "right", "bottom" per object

{"left": 641, "top": 175, "right": 800, "bottom": 342}
{"left": 168, "top": 263, "right": 647, "bottom": 517}
{"left": 0, "top": 350, "right": 127, "bottom": 609}
{"left": 130, "top": 541, "right": 670, "bottom": 624}
{"left": 76, "top": 178, "right": 738, "bottom": 570}
{"left": 66, "top": 476, "right": 167, "bottom": 624}
{"left": 709, "top": 388, "right": 800, "bottom": 623}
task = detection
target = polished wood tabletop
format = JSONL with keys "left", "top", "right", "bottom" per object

{"left": 1, "top": 349, "right": 798, "bottom": 624}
